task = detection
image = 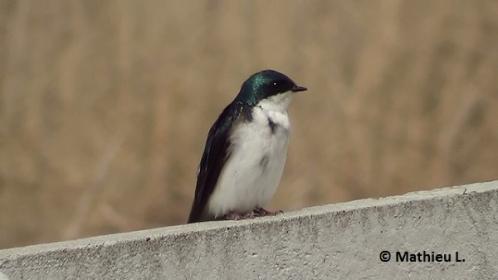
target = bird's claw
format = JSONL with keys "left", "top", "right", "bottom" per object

{"left": 222, "top": 208, "right": 283, "bottom": 221}
{"left": 253, "top": 207, "right": 283, "bottom": 217}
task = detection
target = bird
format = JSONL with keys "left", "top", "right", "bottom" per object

{"left": 187, "top": 69, "right": 307, "bottom": 223}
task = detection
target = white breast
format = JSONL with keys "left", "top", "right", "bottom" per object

{"left": 207, "top": 93, "right": 293, "bottom": 218}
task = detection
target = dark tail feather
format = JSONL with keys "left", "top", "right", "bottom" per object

{"left": 187, "top": 204, "right": 203, "bottom": 223}
{"left": 187, "top": 211, "right": 199, "bottom": 223}
{"left": 188, "top": 205, "right": 216, "bottom": 223}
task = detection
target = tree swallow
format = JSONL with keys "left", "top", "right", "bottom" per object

{"left": 187, "top": 69, "right": 307, "bottom": 223}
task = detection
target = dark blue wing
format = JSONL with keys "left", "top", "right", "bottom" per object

{"left": 187, "top": 101, "right": 250, "bottom": 223}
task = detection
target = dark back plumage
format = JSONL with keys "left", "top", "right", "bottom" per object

{"left": 187, "top": 101, "right": 251, "bottom": 222}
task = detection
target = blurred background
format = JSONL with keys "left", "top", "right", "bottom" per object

{"left": 1, "top": 0, "right": 497, "bottom": 248}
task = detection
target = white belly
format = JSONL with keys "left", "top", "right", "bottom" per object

{"left": 207, "top": 105, "right": 291, "bottom": 218}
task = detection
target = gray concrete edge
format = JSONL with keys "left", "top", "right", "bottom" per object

{"left": 1, "top": 179, "right": 496, "bottom": 259}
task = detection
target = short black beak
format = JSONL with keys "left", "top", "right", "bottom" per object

{"left": 291, "top": 85, "right": 307, "bottom": 92}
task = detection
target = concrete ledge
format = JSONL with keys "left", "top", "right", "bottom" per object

{"left": 1, "top": 180, "right": 498, "bottom": 279}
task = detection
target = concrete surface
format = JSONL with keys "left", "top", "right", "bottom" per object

{"left": 1, "top": 180, "right": 498, "bottom": 279}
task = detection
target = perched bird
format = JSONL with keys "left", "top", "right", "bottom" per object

{"left": 187, "top": 69, "right": 307, "bottom": 223}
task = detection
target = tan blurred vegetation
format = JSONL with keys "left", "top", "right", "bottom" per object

{"left": 1, "top": 0, "right": 497, "bottom": 248}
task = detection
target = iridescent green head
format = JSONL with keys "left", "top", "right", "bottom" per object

{"left": 235, "top": 69, "right": 307, "bottom": 106}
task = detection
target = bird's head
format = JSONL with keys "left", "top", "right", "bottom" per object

{"left": 235, "top": 70, "right": 307, "bottom": 108}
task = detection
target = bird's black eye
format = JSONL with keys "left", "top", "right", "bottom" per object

{"left": 272, "top": 82, "right": 278, "bottom": 86}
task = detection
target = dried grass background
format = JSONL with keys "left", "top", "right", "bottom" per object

{"left": 1, "top": 0, "right": 497, "bottom": 248}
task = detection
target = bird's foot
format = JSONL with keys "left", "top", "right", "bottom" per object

{"left": 223, "top": 211, "right": 260, "bottom": 220}
{"left": 222, "top": 208, "right": 283, "bottom": 221}
{"left": 223, "top": 211, "right": 246, "bottom": 220}
{"left": 253, "top": 207, "right": 283, "bottom": 217}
